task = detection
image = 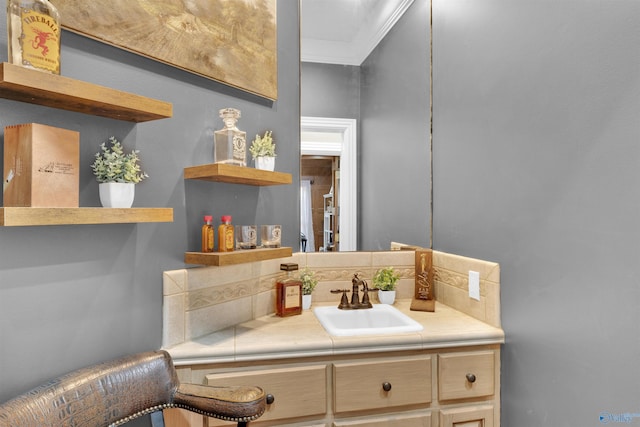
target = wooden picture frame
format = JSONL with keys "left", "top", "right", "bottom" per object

{"left": 54, "top": 0, "right": 278, "bottom": 100}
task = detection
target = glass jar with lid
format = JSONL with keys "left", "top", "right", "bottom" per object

{"left": 213, "top": 108, "right": 247, "bottom": 166}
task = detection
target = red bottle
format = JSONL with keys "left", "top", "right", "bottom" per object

{"left": 276, "top": 263, "right": 302, "bottom": 317}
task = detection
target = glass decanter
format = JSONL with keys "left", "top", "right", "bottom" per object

{"left": 213, "top": 108, "right": 246, "bottom": 166}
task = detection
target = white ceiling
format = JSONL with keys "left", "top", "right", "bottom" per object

{"left": 300, "top": 0, "right": 415, "bottom": 65}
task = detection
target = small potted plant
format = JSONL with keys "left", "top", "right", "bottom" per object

{"left": 249, "top": 130, "right": 276, "bottom": 171}
{"left": 91, "top": 136, "right": 148, "bottom": 208}
{"left": 373, "top": 266, "right": 400, "bottom": 304}
{"left": 300, "top": 268, "right": 318, "bottom": 309}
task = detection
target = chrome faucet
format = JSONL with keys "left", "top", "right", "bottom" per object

{"left": 331, "top": 274, "right": 373, "bottom": 310}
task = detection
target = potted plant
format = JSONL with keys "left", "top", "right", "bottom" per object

{"left": 249, "top": 130, "right": 276, "bottom": 171}
{"left": 300, "top": 268, "right": 318, "bottom": 309}
{"left": 91, "top": 136, "right": 148, "bottom": 208}
{"left": 373, "top": 266, "right": 400, "bottom": 304}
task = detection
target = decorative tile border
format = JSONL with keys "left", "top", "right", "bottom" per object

{"left": 187, "top": 279, "right": 255, "bottom": 311}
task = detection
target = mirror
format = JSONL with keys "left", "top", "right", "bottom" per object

{"left": 300, "top": 0, "right": 432, "bottom": 252}
{"left": 301, "top": 117, "right": 357, "bottom": 252}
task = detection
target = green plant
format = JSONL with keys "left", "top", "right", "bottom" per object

{"left": 299, "top": 268, "right": 318, "bottom": 295}
{"left": 91, "top": 137, "right": 148, "bottom": 183}
{"left": 249, "top": 130, "right": 276, "bottom": 159}
{"left": 373, "top": 267, "right": 400, "bottom": 291}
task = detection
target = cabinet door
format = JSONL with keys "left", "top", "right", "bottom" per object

{"left": 333, "top": 412, "right": 432, "bottom": 426}
{"left": 440, "top": 405, "right": 494, "bottom": 427}
{"left": 333, "top": 356, "right": 432, "bottom": 413}
{"left": 438, "top": 351, "right": 494, "bottom": 401}
{"left": 206, "top": 365, "right": 327, "bottom": 425}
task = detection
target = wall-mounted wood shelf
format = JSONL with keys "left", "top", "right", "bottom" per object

{"left": 184, "top": 163, "right": 292, "bottom": 186}
{"left": 185, "top": 247, "right": 293, "bottom": 266}
{"left": 0, "top": 207, "right": 174, "bottom": 226}
{"left": 183, "top": 164, "right": 292, "bottom": 266}
{"left": 0, "top": 62, "right": 172, "bottom": 122}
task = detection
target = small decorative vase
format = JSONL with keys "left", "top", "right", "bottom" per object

{"left": 302, "top": 294, "right": 313, "bottom": 310}
{"left": 378, "top": 290, "right": 396, "bottom": 305}
{"left": 255, "top": 156, "right": 275, "bottom": 171}
{"left": 99, "top": 182, "right": 135, "bottom": 208}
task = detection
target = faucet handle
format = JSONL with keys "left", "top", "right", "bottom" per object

{"left": 331, "top": 289, "right": 352, "bottom": 309}
{"left": 360, "top": 282, "right": 373, "bottom": 308}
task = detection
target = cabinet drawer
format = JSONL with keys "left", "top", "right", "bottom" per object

{"left": 440, "top": 404, "right": 494, "bottom": 427}
{"left": 333, "top": 411, "right": 432, "bottom": 426}
{"left": 205, "top": 365, "right": 327, "bottom": 425}
{"left": 333, "top": 356, "right": 432, "bottom": 413}
{"left": 438, "top": 351, "right": 495, "bottom": 401}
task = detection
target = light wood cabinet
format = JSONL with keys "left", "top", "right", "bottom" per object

{"left": 206, "top": 365, "right": 327, "bottom": 425}
{"left": 167, "top": 345, "right": 500, "bottom": 427}
{"left": 438, "top": 351, "right": 495, "bottom": 401}
{"left": 333, "top": 413, "right": 432, "bottom": 426}
{"left": 440, "top": 405, "right": 494, "bottom": 427}
{"left": 333, "top": 356, "right": 432, "bottom": 413}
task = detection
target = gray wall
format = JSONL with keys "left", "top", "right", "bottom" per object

{"left": 301, "top": 0, "right": 431, "bottom": 251}
{"left": 360, "top": 0, "right": 431, "bottom": 250}
{"left": 301, "top": 62, "right": 360, "bottom": 119}
{"left": 6, "top": 0, "right": 635, "bottom": 425}
{"left": 432, "top": 0, "right": 640, "bottom": 425}
{"left": 0, "top": 2, "right": 300, "bottom": 424}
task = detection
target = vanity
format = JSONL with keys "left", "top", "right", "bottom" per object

{"left": 162, "top": 250, "right": 504, "bottom": 427}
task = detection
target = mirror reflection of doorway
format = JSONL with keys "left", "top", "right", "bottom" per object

{"left": 300, "top": 117, "right": 357, "bottom": 252}
{"left": 301, "top": 156, "right": 339, "bottom": 251}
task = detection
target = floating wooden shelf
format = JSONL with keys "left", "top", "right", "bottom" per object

{"left": 185, "top": 247, "right": 293, "bottom": 266}
{"left": 184, "top": 163, "right": 292, "bottom": 186}
{"left": 0, "top": 207, "right": 174, "bottom": 226}
{"left": 0, "top": 62, "right": 172, "bottom": 122}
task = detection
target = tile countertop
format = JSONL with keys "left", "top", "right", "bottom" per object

{"left": 165, "top": 300, "right": 505, "bottom": 366}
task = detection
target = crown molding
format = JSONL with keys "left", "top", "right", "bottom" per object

{"left": 301, "top": 0, "right": 415, "bottom": 65}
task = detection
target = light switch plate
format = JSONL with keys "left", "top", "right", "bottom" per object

{"left": 469, "top": 270, "right": 480, "bottom": 301}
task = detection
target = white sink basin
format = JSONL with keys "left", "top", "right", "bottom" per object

{"left": 313, "top": 304, "right": 424, "bottom": 337}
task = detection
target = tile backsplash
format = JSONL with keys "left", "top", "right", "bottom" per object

{"left": 433, "top": 251, "right": 501, "bottom": 328}
{"left": 163, "top": 250, "right": 500, "bottom": 348}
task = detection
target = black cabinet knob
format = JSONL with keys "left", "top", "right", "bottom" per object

{"left": 466, "top": 373, "right": 477, "bottom": 383}
{"left": 382, "top": 382, "right": 392, "bottom": 392}
{"left": 266, "top": 394, "right": 275, "bottom": 404}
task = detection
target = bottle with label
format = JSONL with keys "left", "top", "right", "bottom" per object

{"left": 276, "top": 263, "right": 302, "bottom": 317}
{"left": 213, "top": 108, "right": 246, "bottom": 166}
{"left": 217, "top": 215, "right": 234, "bottom": 252}
{"left": 7, "top": 0, "right": 61, "bottom": 74}
{"left": 201, "top": 215, "right": 214, "bottom": 253}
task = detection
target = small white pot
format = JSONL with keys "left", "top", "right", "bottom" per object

{"left": 99, "top": 182, "right": 135, "bottom": 208}
{"left": 302, "top": 294, "right": 313, "bottom": 310}
{"left": 255, "top": 156, "right": 275, "bottom": 171}
{"left": 378, "top": 290, "right": 396, "bottom": 305}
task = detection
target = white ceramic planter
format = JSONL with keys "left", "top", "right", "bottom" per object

{"left": 378, "top": 290, "right": 396, "bottom": 305}
{"left": 255, "top": 156, "right": 275, "bottom": 171}
{"left": 302, "top": 294, "right": 313, "bottom": 310}
{"left": 99, "top": 182, "right": 135, "bottom": 208}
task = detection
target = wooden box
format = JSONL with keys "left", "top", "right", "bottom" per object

{"left": 3, "top": 123, "right": 80, "bottom": 207}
